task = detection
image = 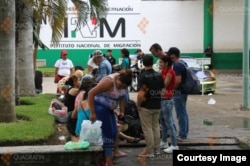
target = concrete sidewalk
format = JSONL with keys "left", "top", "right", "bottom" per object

{"left": 42, "top": 76, "right": 250, "bottom": 148}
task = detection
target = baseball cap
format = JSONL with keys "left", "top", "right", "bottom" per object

{"left": 82, "top": 74, "right": 93, "bottom": 80}
{"left": 80, "top": 74, "right": 94, "bottom": 84}
{"left": 93, "top": 50, "right": 103, "bottom": 57}
{"left": 61, "top": 50, "right": 68, "bottom": 55}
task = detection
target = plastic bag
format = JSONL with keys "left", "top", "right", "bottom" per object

{"left": 53, "top": 106, "right": 68, "bottom": 123}
{"left": 64, "top": 141, "right": 90, "bottom": 150}
{"left": 48, "top": 98, "right": 68, "bottom": 123}
{"left": 80, "top": 120, "right": 103, "bottom": 146}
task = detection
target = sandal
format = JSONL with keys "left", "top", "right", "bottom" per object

{"left": 114, "top": 150, "right": 128, "bottom": 158}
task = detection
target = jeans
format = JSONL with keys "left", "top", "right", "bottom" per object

{"left": 173, "top": 93, "right": 189, "bottom": 139}
{"left": 139, "top": 107, "right": 160, "bottom": 154}
{"left": 125, "top": 88, "right": 130, "bottom": 101}
{"left": 160, "top": 99, "right": 177, "bottom": 146}
{"left": 94, "top": 102, "right": 118, "bottom": 157}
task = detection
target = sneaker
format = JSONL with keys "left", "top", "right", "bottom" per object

{"left": 164, "top": 145, "right": 179, "bottom": 153}
{"left": 177, "top": 137, "right": 187, "bottom": 142}
{"left": 154, "top": 151, "right": 160, "bottom": 155}
{"left": 159, "top": 141, "right": 169, "bottom": 149}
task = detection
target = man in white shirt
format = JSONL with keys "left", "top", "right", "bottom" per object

{"left": 87, "top": 55, "right": 99, "bottom": 75}
{"left": 54, "top": 50, "right": 74, "bottom": 83}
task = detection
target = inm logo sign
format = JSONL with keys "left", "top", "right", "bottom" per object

{"left": 64, "top": 15, "right": 125, "bottom": 39}
{"left": 40, "top": 2, "right": 141, "bottom": 49}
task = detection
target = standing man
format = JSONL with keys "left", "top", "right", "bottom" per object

{"left": 136, "top": 55, "right": 164, "bottom": 157}
{"left": 106, "top": 49, "right": 116, "bottom": 73}
{"left": 106, "top": 49, "right": 116, "bottom": 66}
{"left": 87, "top": 54, "right": 99, "bottom": 76}
{"left": 204, "top": 44, "right": 213, "bottom": 58}
{"left": 149, "top": 43, "right": 168, "bottom": 58}
{"left": 54, "top": 50, "right": 74, "bottom": 83}
{"left": 149, "top": 43, "right": 168, "bottom": 71}
{"left": 93, "top": 50, "right": 112, "bottom": 83}
{"left": 135, "top": 49, "right": 145, "bottom": 70}
{"left": 35, "top": 70, "right": 43, "bottom": 94}
{"left": 204, "top": 44, "right": 213, "bottom": 69}
{"left": 168, "top": 47, "right": 189, "bottom": 142}
{"left": 135, "top": 49, "right": 144, "bottom": 61}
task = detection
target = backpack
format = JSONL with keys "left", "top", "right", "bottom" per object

{"left": 124, "top": 100, "right": 139, "bottom": 119}
{"left": 179, "top": 61, "right": 201, "bottom": 94}
{"left": 123, "top": 115, "right": 142, "bottom": 138}
{"left": 122, "top": 100, "right": 143, "bottom": 138}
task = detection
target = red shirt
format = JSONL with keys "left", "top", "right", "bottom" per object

{"left": 161, "top": 68, "right": 176, "bottom": 98}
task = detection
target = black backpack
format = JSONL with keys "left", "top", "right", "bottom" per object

{"left": 124, "top": 100, "right": 139, "bottom": 119}
{"left": 122, "top": 100, "right": 143, "bottom": 138}
{"left": 179, "top": 60, "right": 201, "bottom": 94}
{"left": 123, "top": 115, "right": 142, "bottom": 138}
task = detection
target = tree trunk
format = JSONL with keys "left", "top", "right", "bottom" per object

{"left": 0, "top": 0, "right": 16, "bottom": 122}
{"left": 16, "top": 0, "right": 36, "bottom": 97}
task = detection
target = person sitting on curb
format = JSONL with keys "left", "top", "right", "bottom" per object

{"left": 112, "top": 111, "right": 141, "bottom": 158}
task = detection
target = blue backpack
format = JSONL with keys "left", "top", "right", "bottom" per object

{"left": 179, "top": 61, "right": 201, "bottom": 94}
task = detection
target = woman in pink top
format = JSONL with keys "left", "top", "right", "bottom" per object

{"left": 88, "top": 70, "right": 132, "bottom": 166}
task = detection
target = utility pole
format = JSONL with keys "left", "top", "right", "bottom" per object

{"left": 242, "top": 0, "right": 250, "bottom": 110}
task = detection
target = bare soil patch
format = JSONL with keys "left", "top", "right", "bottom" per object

{"left": 42, "top": 123, "right": 71, "bottom": 145}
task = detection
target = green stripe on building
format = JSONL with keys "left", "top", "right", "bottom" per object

{"left": 204, "top": 0, "right": 213, "bottom": 49}
{"left": 37, "top": 49, "right": 137, "bottom": 68}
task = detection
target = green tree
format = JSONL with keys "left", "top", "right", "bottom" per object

{"left": 0, "top": 0, "right": 107, "bottom": 122}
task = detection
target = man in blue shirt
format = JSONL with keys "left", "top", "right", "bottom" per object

{"left": 168, "top": 47, "right": 189, "bottom": 142}
{"left": 93, "top": 50, "right": 112, "bottom": 82}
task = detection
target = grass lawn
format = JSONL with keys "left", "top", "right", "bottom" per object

{"left": 37, "top": 67, "right": 54, "bottom": 77}
{"left": 37, "top": 67, "right": 88, "bottom": 77}
{"left": 0, "top": 94, "right": 56, "bottom": 145}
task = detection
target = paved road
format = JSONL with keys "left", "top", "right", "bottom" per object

{"left": 43, "top": 77, "right": 58, "bottom": 94}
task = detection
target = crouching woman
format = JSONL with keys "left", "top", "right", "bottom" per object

{"left": 88, "top": 70, "right": 132, "bottom": 166}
